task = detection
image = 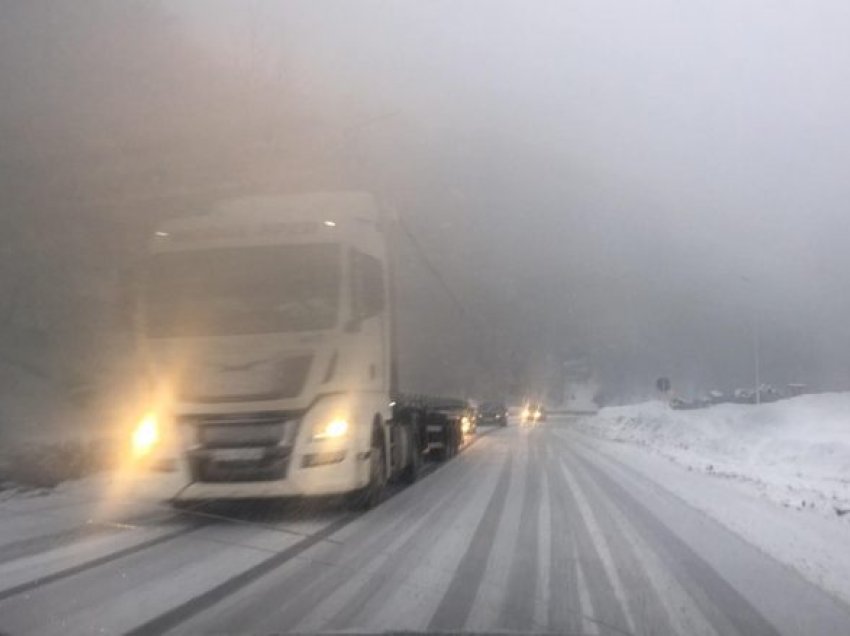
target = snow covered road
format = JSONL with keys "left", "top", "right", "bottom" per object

{"left": 1, "top": 418, "right": 850, "bottom": 635}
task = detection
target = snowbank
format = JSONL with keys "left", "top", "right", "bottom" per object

{"left": 578, "top": 394, "right": 850, "bottom": 519}
{"left": 0, "top": 361, "right": 123, "bottom": 491}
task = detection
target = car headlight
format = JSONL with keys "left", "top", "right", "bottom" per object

{"left": 312, "top": 418, "right": 349, "bottom": 441}
{"left": 461, "top": 416, "right": 471, "bottom": 433}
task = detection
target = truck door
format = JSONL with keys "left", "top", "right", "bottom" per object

{"left": 348, "top": 250, "right": 389, "bottom": 392}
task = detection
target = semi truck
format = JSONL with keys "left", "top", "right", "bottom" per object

{"left": 136, "top": 192, "right": 467, "bottom": 508}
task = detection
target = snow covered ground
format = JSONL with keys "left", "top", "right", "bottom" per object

{"left": 2, "top": 418, "right": 850, "bottom": 634}
{"left": 572, "top": 394, "right": 850, "bottom": 607}
{"left": 577, "top": 394, "right": 850, "bottom": 520}
{"left": 0, "top": 360, "right": 130, "bottom": 491}
{"left": 0, "top": 361, "right": 84, "bottom": 445}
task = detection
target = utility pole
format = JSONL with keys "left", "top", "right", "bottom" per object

{"left": 742, "top": 276, "right": 761, "bottom": 405}
{"left": 753, "top": 308, "right": 761, "bottom": 405}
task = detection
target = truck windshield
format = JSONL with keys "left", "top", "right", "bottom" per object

{"left": 144, "top": 244, "right": 340, "bottom": 337}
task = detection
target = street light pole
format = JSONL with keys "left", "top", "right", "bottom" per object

{"left": 742, "top": 275, "right": 761, "bottom": 405}
{"left": 753, "top": 308, "right": 761, "bottom": 405}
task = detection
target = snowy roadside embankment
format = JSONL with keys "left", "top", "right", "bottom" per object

{"left": 577, "top": 394, "right": 850, "bottom": 520}
{"left": 0, "top": 361, "right": 124, "bottom": 492}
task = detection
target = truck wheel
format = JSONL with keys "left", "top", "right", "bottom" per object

{"left": 400, "top": 433, "right": 422, "bottom": 484}
{"left": 348, "top": 433, "right": 386, "bottom": 510}
{"left": 435, "top": 425, "right": 454, "bottom": 462}
{"left": 444, "top": 433, "right": 453, "bottom": 459}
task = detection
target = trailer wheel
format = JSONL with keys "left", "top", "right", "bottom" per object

{"left": 429, "top": 418, "right": 449, "bottom": 462}
{"left": 438, "top": 421, "right": 459, "bottom": 461}
{"left": 400, "top": 422, "right": 422, "bottom": 484}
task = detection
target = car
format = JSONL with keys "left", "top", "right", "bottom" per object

{"left": 758, "top": 384, "right": 784, "bottom": 403}
{"left": 521, "top": 403, "right": 546, "bottom": 425}
{"left": 670, "top": 397, "right": 700, "bottom": 410}
{"left": 732, "top": 388, "right": 757, "bottom": 404}
{"left": 707, "top": 390, "right": 727, "bottom": 405}
{"left": 478, "top": 401, "right": 509, "bottom": 427}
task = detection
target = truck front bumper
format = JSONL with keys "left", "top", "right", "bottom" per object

{"left": 174, "top": 447, "right": 370, "bottom": 501}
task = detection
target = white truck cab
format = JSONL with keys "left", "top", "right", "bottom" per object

{"left": 141, "top": 192, "right": 407, "bottom": 503}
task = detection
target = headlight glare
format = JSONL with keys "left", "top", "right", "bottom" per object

{"left": 132, "top": 413, "right": 159, "bottom": 457}
{"left": 313, "top": 418, "right": 349, "bottom": 441}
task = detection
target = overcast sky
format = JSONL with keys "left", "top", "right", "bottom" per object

{"left": 168, "top": 0, "right": 850, "bottom": 398}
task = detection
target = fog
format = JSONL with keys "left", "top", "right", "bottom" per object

{"left": 3, "top": 1, "right": 850, "bottom": 404}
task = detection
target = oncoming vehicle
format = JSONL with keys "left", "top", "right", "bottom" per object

{"left": 520, "top": 403, "right": 546, "bottom": 425}
{"left": 135, "top": 192, "right": 460, "bottom": 508}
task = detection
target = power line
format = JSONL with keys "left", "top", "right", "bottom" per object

{"left": 395, "top": 215, "right": 505, "bottom": 391}
{"left": 396, "top": 216, "right": 471, "bottom": 321}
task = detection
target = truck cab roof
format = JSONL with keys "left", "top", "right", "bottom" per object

{"left": 151, "top": 191, "right": 385, "bottom": 254}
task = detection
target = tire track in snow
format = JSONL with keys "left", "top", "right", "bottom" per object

{"left": 544, "top": 433, "right": 631, "bottom": 635}
{"left": 557, "top": 454, "right": 638, "bottom": 634}
{"left": 318, "top": 455, "right": 504, "bottom": 630}
{"left": 0, "top": 523, "right": 119, "bottom": 566}
{"left": 566, "top": 441, "right": 782, "bottom": 636}
{"left": 426, "top": 452, "right": 514, "bottom": 631}
{"left": 533, "top": 445, "right": 552, "bottom": 628}
{"left": 125, "top": 513, "right": 356, "bottom": 636}
{"left": 272, "top": 489, "right": 470, "bottom": 630}
{"left": 567, "top": 452, "right": 718, "bottom": 636}
{"left": 556, "top": 440, "right": 681, "bottom": 636}
{"left": 294, "top": 452, "right": 504, "bottom": 632}
{"left": 498, "top": 430, "right": 543, "bottom": 629}
{"left": 238, "top": 457, "right": 483, "bottom": 632}
{"left": 542, "top": 438, "right": 584, "bottom": 634}
{"left": 153, "top": 434, "right": 492, "bottom": 635}
{"left": 0, "top": 521, "right": 205, "bottom": 602}
{"left": 0, "top": 507, "right": 195, "bottom": 567}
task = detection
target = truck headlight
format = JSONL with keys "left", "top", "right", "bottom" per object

{"left": 312, "top": 418, "right": 349, "bottom": 441}
{"left": 132, "top": 413, "right": 159, "bottom": 457}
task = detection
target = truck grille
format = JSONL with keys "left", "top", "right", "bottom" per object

{"left": 179, "top": 411, "right": 300, "bottom": 482}
{"left": 180, "top": 355, "right": 313, "bottom": 403}
{"left": 198, "top": 421, "right": 286, "bottom": 448}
